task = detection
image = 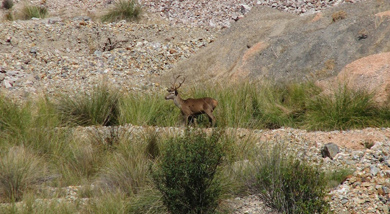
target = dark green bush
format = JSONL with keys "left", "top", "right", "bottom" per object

{"left": 253, "top": 144, "right": 330, "bottom": 214}
{"left": 101, "top": 0, "right": 141, "bottom": 23}
{"left": 153, "top": 129, "right": 225, "bottom": 214}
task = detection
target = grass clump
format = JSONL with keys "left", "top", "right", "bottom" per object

{"left": 101, "top": 0, "right": 141, "bottom": 23}
{"left": 0, "top": 146, "right": 47, "bottom": 202}
{"left": 20, "top": 4, "right": 48, "bottom": 19}
{"left": 97, "top": 134, "right": 151, "bottom": 196}
{"left": 152, "top": 129, "right": 226, "bottom": 214}
{"left": 0, "top": 95, "right": 32, "bottom": 138}
{"left": 57, "top": 84, "right": 121, "bottom": 126}
{"left": 325, "top": 168, "right": 354, "bottom": 188}
{"left": 249, "top": 143, "right": 330, "bottom": 214}
{"left": 305, "top": 85, "right": 380, "bottom": 130}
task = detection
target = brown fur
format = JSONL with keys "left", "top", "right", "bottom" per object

{"left": 165, "top": 75, "right": 218, "bottom": 127}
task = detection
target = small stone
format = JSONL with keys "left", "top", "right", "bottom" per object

{"left": 371, "top": 166, "right": 380, "bottom": 176}
{"left": 30, "top": 48, "right": 37, "bottom": 54}
{"left": 321, "top": 143, "right": 340, "bottom": 160}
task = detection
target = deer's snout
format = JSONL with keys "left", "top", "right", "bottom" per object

{"left": 165, "top": 93, "right": 173, "bottom": 100}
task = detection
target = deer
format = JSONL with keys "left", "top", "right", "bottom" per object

{"left": 165, "top": 75, "right": 218, "bottom": 127}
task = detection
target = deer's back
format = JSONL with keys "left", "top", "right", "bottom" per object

{"left": 184, "top": 97, "right": 217, "bottom": 111}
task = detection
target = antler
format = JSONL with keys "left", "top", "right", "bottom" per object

{"left": 171, "top": 75, "right": 186, "bottom": 90}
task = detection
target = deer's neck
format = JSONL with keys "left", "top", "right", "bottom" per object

{"left": 173, "top": 94, "right": 184, "bottom": 109}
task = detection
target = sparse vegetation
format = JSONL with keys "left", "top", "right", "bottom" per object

{"left": 101, "top": 0, "right": 142, "bottom": 23}
{"left": 325, "top": 168, "right": 354, "bottom": 188}
{"left": 20, "top": 4, "right": 48, "bottom": 20}
{"left": 332, "top": 10, "right": 347, "bottom": 22}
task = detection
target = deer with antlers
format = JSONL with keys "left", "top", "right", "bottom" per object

{"left": 165, "top": 75, "right": 218, "bottom": 127}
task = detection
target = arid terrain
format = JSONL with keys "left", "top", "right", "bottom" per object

{"left": 1, "top": 0, "right": 390, "bottom": 213}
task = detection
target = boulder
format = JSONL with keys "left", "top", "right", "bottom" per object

{"left": 321, "top": 143, "right": 340, "bottom": 160}
{"left": 332, "top": 52, "right": 390, "bottom": 106}
{"left": 165, "top": 0, "right": 390, "bottom": 84}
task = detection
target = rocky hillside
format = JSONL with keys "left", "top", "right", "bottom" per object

{"left": 1, "top": 0, "right": 390, "bottom": 213}
{"left": 168, "top": 0, "right": 390, "bottom": 85}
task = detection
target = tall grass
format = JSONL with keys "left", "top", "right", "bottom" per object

{"left": 97, "top": 133, "right": 152, "bottom": 196}
{"left": 305, "top": 85, "right": 386, "bottom": 130}
{"left": 0, "top": 146, "right": 48, "bottom": 202}
{"left": 57, "top": 84, "right": 121, "bottom": 126}
{"left": 0, "top": 95, "right": 32, "bottom": 138}
{"left": 101, "top": 0, "right": 142, "bottom": 23}
{"left": 189, "top": 80, "right": 320, "bottom": 129}
{"left": 119, "top": 92, "right": 178, "bottom": 127}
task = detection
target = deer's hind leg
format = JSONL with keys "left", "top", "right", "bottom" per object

{"left": 204, "top": 110, "right": 216, "bottom": 127}
{"left": 188, "top": 115, "right": 198, "bottom": 127}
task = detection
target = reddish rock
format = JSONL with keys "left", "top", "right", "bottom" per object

{"left": 334, "top": 52, "right": 390, "bottom": 106}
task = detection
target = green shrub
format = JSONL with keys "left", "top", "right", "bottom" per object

{"left": 21, "top": 4, "right": 48, "bottom": 19}
{"left": 153, "top": 129, "right": 225, "bottom": 214}
{"left": 251, "top": 143, "right": 330, "bottom": 214}
{"left": 57, "top": 84, "right": 121, "bottom": 126}
{"left": 101, "top": 0, "right": 141, "bottom": 23}
{"left": 2, "top": 0, "right": 13, "bottom": 10}
{"left": 0, "top": 146, "right": 47, "bottom": 202}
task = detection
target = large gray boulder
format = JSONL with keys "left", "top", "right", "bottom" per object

{"left": 166, "top": 0, "right": 390, "bottom": 84}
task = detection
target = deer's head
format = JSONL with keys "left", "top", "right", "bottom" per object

{"left": 165, "top": 75, "right": 185, "bottom": 100}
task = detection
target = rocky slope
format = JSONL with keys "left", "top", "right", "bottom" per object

{"left": 167, "top": 0, "right": 390, "bottom": 84}
{"left": 1, "top": 0, "right": 390, "bottom": 213}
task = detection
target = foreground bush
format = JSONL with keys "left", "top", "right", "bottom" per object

{"left": 101, "top": 0, "right": 141, "bottom": 22}
{"left": 153, "top": 129, "right": 225, "bottom": 214}
{"left": 251, "top": 143, "right": 330, "bottom": 214}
